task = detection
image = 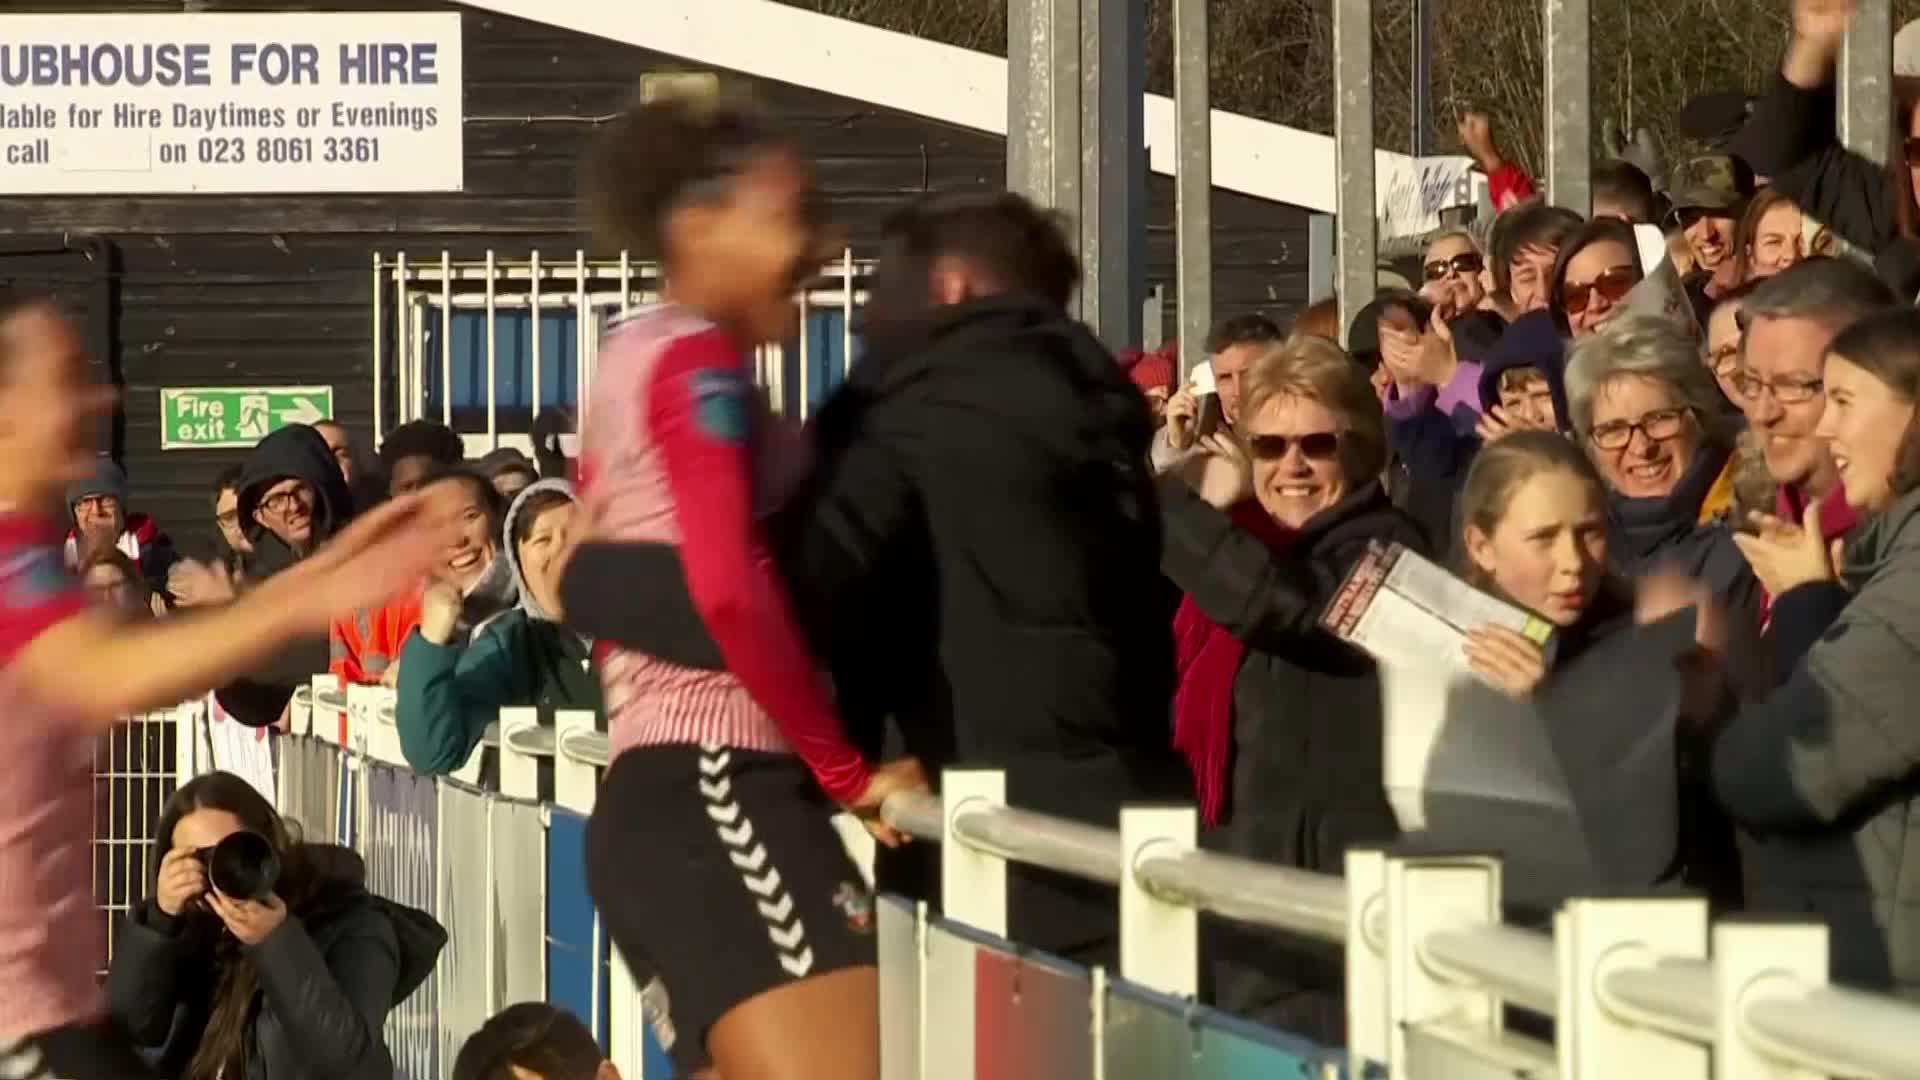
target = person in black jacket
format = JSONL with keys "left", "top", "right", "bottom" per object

{"left": 1159, "top": 333, "right": 1419, "bottom": 1040}
{"left": 562, "top": 191, "right": 1188, "bottom": 967}
{"left": 207, "top": 424, "right": 358, "bottom": 725}
{"left": 1733, "top": 0, "right": 1920, "bottom": 301}
{"left": 106, "top": 772, "right": 445, "bottom": 1080}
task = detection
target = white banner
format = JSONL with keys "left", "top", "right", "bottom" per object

{"left": 0, "top": 12, "right": 463, "bottom": 193}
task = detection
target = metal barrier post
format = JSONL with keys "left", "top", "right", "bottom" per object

{"left": 1117, "top": 806, "right": 1198, "bottom": 996}
{"left": 1558, "top": 897, "right": 1710, "bottom": 1078}
{"left": 1839, "top": 0, "right": 1893, "bottom": 167}
{"left": 1384, "top": 853, "right": 1503, "bottom": 1072}
{"left": 1343, "top": 848, "right": 1390, "bottom": 1068}
{"left": 553, "top": 710, "right": 600, "bottom": 814}
{"left": 1332, "top": 0, "right": 1376, "bottom": 343}
{"left": 939, "top": 770, "right": 1008, "bottom": 937}
{"left": 498, "top": 706, "right": 540, "bottom": 801}
{"left": 1173, "top": 0, "right": 1212, "bottom": 381}
{"left": 1543, "top": 0, "right": 1592, "bottom": 215}
{"left": 1712, "top": 920, "right": 1827, "bottom": 1080}
{"left": 1080, "top": 0, "right": 1146, "bottom": 349}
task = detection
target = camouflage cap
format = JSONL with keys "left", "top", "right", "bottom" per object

{"left": 1668, "top": 154, "right": 1753, "bottom": 214}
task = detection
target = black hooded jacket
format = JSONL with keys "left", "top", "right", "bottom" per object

{"left": 563, "top": 293, "right": 1188, "bottom": 960}
{"left": 237, "top": 424, "right": 356, "bottom": 581}
{"left": 218, "top": 424, "right": 356, "bottom": 725}
{"left": 105, "top": 845, "right": 445, "bottom": 1080}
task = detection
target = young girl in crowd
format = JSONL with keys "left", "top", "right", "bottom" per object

{"left": 106, "top": 772, "right": 444, "bottom": 1080}
{"left": 571, "top": 94, "right": 921, "bottom": 1080}
{"left": 397, "top": 479, "right": 601, "bottom": 790}
{"left": 1454, "top": 431, "right": 1734, "bottom": 906}
{"left": 331, "top": 470, "right": 515, "bottom": 686}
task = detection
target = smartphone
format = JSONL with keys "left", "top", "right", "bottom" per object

{"left": 1194, "top": 394, "right": 1225, "bottom": 439}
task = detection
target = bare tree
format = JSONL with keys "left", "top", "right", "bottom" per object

{"left": 781, "top": 0, "right": 1920, "bottom": 181}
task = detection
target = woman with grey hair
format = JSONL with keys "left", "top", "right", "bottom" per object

{"left": 1566, "top": 315, "right": 1757, "bottom": 611}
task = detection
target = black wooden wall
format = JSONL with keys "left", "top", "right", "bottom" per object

{"left": 0, "top": 0, "right": 1308, "bottom": 553}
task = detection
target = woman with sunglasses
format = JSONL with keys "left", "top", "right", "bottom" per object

{"left": 1421, "top": 230, "right": 1488, "bottom": 316}
{"left": 1549, "top": 218, "right": 1645, "bottom": 340}
{"left": 1160, "top": 334, "right": 1421, "bottom": 1040}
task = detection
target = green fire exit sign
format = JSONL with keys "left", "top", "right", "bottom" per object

{"left": 161, "top": 386, "right": 334, "bottom": 450}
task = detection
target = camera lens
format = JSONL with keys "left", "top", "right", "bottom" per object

{"left": 207, "top": 831, "right": 280, "bottom": 902}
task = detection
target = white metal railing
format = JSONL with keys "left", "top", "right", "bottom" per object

{"left": 374, "top": 249, "right": 873, "bottom": 455}
{"left": 878, "top": 770, "right": 1920, "bottom": 1080}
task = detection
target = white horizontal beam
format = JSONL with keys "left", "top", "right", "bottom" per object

{"left": 451, "top": 0, "right": 1443, "bottom": 215}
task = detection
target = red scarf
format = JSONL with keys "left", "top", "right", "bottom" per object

{"left": 1171, "top": 500, "right": 1299, "bottom": 825}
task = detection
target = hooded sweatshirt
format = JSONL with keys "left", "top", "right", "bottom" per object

{"left": 397, "top": 479, "right": 602, "bottom": 785}
{"left": 215, "top": 426, "right": 356, "bottom": 726}
{"left": 236, "top": 424, "right": 355, "bottom": 581}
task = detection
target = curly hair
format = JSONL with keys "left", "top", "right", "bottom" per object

{"left": 580, "top": 92, "right": 782, "bottom": 260}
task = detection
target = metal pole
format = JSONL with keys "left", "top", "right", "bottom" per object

{"left": 1411, "top": 0, "right": 1432, "bottom": 157}
{"left": 1308, "top": 213, "right": 1336, "bottom": 303}
{"left": 1333, "top": 0, "right": 1376, "bottom": 346}
{"left": 1173, "top": 0, "right": 1212, "bottom": 381}
{"left": 1839, "top": 0, "right": 1893, "bottom": 168}
{"left": 1006, "top": 0, "right": 1081, "bottom": 234}
{"left": 1543, "top": 0, "right": 1592, "bottom": 216}
{"left": 1079, "top": 0, "right": 1146, "bottom": 348}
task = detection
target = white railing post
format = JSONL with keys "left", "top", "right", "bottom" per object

{"left": 1384, "top": 852, "right": 1503, "bottom": 1072}
{"left": 939, "top": 769, "right": 1008, "bottom": 938}
{"left": 497, "top": 706, "right": 540, "bottom": 800}
{"left": 1713, "top": 920, "right": 1828, "bottom": 1080}
{"left": 552, "top": 710, "right": 599, "bottom": 814}
{"left": 1117, "top": 805, "right": 1197, "bottom": 997}
{"left": 1343, "top": 847, "right": 1390, "bottom": 1068}
{"left": 1558, "top": 896, "right": 1710, "bottom": 1079}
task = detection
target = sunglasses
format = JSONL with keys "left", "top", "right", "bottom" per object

{"left": 1423, "top": 253, "right": 1485, "bottom": 281}
{"left": 1563, "top": 266, "right": 1637, "bottom": 316}
{"left": 1247, "top": 431, "right": 1342, "bottom": 461}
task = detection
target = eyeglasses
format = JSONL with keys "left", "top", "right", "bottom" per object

{"left": 1562, "top": 266, "right": 1638, "bottom": 315}
{"left": 260, "top": 488, "right": 312, "bottom": 515}
{"left": 74, "top": 495, "right": 119, "bottom": 515}
{"left": 1589, "top": 407, "right": 1690, "bottom": 450}
{"left": 1422, "top": 253, "right": 1485, "bottom": 281}
{"left": 1247, "top": 431, "right": 1342, "bottom": 461}
{"left": 1730, "top": 371, "right": 1824, "bottom": 404}
{"left": 1705, "top": 343, "right": 1741, "bottom": 377}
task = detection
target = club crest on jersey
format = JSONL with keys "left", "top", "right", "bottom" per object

{"left": 833, "top": 881, "right": 874, "bottom": 934}
{"left": 689, "top": 370, "right": 751, "bottom": 445}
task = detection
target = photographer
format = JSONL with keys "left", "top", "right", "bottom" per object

{"left": 105, "top": 773, "right": 445, "bottom": 1080}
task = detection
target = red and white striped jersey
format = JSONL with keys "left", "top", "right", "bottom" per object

{"left": 578, "top": 306, "right": 868, "bottom": 804}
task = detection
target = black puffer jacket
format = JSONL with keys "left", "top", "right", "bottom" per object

{"left": 106, "top": 846, "right": 445, "bottom": 1080}
{"left": 1157, "top": 479, "right": 1418, "bottom": 1040}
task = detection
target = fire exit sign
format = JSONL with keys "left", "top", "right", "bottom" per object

{"left": 161, "top": 386, "right": 333, "bottom": 449}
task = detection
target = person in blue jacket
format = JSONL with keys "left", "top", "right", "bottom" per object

{"left": 396, "top": 479, "right": 601, "bottom": 789}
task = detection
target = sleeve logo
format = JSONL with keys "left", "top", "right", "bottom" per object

{"left": 689, "top": 369, "right": 752, "bottom": 446}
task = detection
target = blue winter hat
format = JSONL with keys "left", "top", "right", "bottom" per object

{"left": 66, "top": 456, "right": 128, "bottom": 517}
{"left": 1478, "top": 311, "right": 1572, "bottom": 429}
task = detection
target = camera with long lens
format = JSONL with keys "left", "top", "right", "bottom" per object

{"left": 192, "top": 831, "right": 280, "bottom": 903}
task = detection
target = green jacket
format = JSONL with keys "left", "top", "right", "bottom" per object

{"left": 396, "top": 608, "right": 602, "bottom": 777}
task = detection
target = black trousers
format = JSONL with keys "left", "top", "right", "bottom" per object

{"left": 1, "top": 1024, "right": 156, "bottom": 1080}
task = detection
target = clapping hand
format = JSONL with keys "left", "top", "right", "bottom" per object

{"left": 1732, "top": 500, "right": 1843, "bottom": 597}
